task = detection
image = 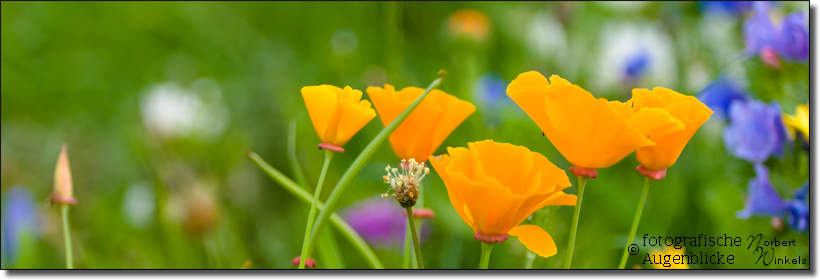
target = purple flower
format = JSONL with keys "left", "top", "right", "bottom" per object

{"left": 341, "top": 196, "right": 431, "bottom": 251}
{"left": 698, "top": 75, "right": 750, "bottom": 118}
{"left": 778, "top": 12, "right": 809, "bottom": 62}
{"left": 736, "top": 164, "right": 785, "bottom": 219}
{"left": 794, "top": 181, "right": 808, "bottom": 202}
{"left": 624, "top": 50, "right": 650, "bottom": 82}
{"left": 743, "top": 2, "right": 779, "bottom": 55}
{"left": 784, "top": 200, "right": 808, "bottom": 233}
{"left": 723, "top": 100, "right": 788, "bottom": 162}
{"left": 2, "top": 186, "right": 40, "bottom": 266}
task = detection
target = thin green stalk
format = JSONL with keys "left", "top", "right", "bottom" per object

{"left": 407, "top": 183, "right": 424, "bottom": 269}
{"left": 403, "top": 225, "right": 411, "bottom": 269}
{"left": 289, "top": 120, "right": 344, "bottom": 268}
{"left": 479, "top": 242, "right": 494, "bottom": 269}
{"left": 619, "top": 177, "right": 651, "bottom": 269}
{"left": 288, "top": 120, "right": 311, "bottom": 190}
{"left": 60, "top": 205, "right": 73, "bottom": 269}
{"left": 299, "top": 149, "right": 334, "bottom": 269}
{"left": 307, "top": 72, "right": 446, "bottom": 255}
{"left": 564, "top": 175, "right": 588, "bottom": 269}
{"left": 405, "top": 207, "right": 424, "bottom": 269}
{"left": 248, "top": 152, "right": 383, "bottom": 268}
{"left": 525, "top": 251, "right": 536, "bottom": 269}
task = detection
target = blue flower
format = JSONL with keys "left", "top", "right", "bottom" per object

{"left": 723, "top": 100, "right": 788, "bottom": 162}
{"left": 1, "top": 186, "right": 40, "bottom": 266}
{"left": 784, "top": 200, "right": 808, "bottom": 233}
{"left": 698, "top": 75, "right": 750, "bottom": 118}
{"left": 778, "top": 12, "right": 809, "bottom": 62}
{"left": 698, "top": 1, "right": 755, "bottom": 17}
{"left": 736, "top": 164, "right": 785, "bottom": 219}
{"left": 743, "top": 2, "right": 780, "bottom": 56}
{"left": 794, "top": 181, "right": 808, "bottom": 202}
{"left": 473, "top": 72, "right": 507, "bottom": 108}
{"left": 624, "top": 50, "right": 650, "bottom": 82}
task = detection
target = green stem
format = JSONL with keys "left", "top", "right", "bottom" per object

{"left": 60, "top": 205, "right": 73, "bottom": 269}
{"left": 403, "top": 224, "right": 411, "bottom": 269}
{"left": 564, "top": 175, "right": 588, "bottom": 269}
{"left": 306, "top": 72, "right": 446, "bottom": 255}
{"left": 619, "top": 177, "right": 651, "bottom": 269}
{"left": 479, "top": 242, "right": 494, "bottom": 269}
{"left": 288, "top": 120, "right": 311, "bottom": 190}
{"left": 299, "top": 149, "right": 334, "bottom": 269}
{"left": 406, "top": 207, "right": 424, "bottom": 269}
{"left": 248, "top": 152, "right": 384, "bottom": 268}
{"left": 525, "top": 251, "right": 536, "bottom": 269}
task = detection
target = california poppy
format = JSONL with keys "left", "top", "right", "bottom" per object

{"left": 507, "top": 71, "right": 654, "bottom": 178}
{"left": 302, "top": 85, "right": 377, "bottom": 150}
{"left": 783, "top": 104, "right": 809, "bottom": 141}
{"left": 367, "top": 84, "right": 475, "bottom": 162}
{"left": 429, "top": 140, "right": 576, "bottom": 258}
{"left": 628, "top": 88, "right": 713, "bottom": 179}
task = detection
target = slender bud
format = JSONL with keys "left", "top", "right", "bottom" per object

{"left": 52, "top": 144, "right": 77, "bottom": 205}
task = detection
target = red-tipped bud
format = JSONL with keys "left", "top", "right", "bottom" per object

{"left": 403, "top": 208, "right": 436, "bottom": 219}
{"left": 635, "top": 165, "right": 667, "bottom": 180}
{"left": 568, "top": 166, "right": 598, "bottom": 179}
{"left": 318, "top": 143, "right": 344, "bottom": 153}
{"left": 291, "top": 256, "right": 316, "bottom": 268}
{"left": 473, "top": 230, "right": 508, "bottom": 244}
{"left": 52, "top": 144, "right": 77, "bottom": 205}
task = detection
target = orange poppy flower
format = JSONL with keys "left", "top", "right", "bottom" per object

{"left": 507, "top": 71, "right": 655, "bottom": 177}
{"left": 649, "top": 246, "right": 690, "bottom": 269}
{"left": 448, "top": 9, "right": 491, "bottom": 41}
{"left": 628, "top": 88, "right": 713, "bottom": 179}
{"left": 302, "top": 85, "right": 377, "bottom": 150}
{"left": 367, "top": 84, "right": 475, "bottom": 162}
{"left": 429, "top": 140, "right": 576, "bottom": 258}
{"left": 52, "top": 144, "right": 76, "bottom": 205}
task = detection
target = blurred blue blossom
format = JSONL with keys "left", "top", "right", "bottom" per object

{"left": 784, "top": 200, "right": 808, "bottom": 233}
{"left": 743, "top": 2, "right": 779, "bottom": 56}
{"left": 341, "top": 196, "right": 430, "bottom": 251}
{"left": 723, "top": 100, "right": 788, "bottom": 163}
{"left": 698, "top": 75, "right": 750, "bottom": 118}
{"left": 794, "top": 181, "right": 808, "bottom": 202}
{"left": 697, "top": 1, "right": 755, "bottom": 17}
{"left": 736, "top": 164, "right": 785, "bottom": 219}
{"left": 624, "top": 50, "right": 650, "bottom": 82}
{"left": 1, "top": 186, "right": 40, "bottom": 266}
{"left": 742, "top": 2, "right": 808, "bottom": 63}
{"left": 472, "top": 72, "right": 509, "bottom": 130}
{"left": 778, "top": 12, "right": 809, "bottom": 62}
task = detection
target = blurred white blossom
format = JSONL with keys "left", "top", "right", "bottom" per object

{"left": 140, "top": 78, "right": 229, "bottom": 142}
{"left": 122, "top": 183, "right": 155, "bottom": 229}
{"left": 591, "top": 21, "right": 677, "bottom": 95}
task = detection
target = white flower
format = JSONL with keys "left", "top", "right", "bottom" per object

{"left": 140, "top": 78, "right": 229, "bottom": 142}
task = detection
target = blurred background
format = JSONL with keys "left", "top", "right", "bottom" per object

{"left": 0, "top": 1, "right": 810, "bottom": 269}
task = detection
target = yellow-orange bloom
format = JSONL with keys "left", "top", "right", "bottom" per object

{"left": 302, "top": 85, "right": 377, "bottom": 148}
{"left": 649, "top": 246, "right": 690, "bottom": 269}
{"left": 53, "top": 144, "right": 76, "bottom": 205}
{"left": 429, "top": 140, "right": 576, "bottom": 258}
{"left": 783, "top": 104, "right": 809, "bottom": 141}
{"left": 628, "top": 88, "right": 713, "bottom": 175}
{"left": 448, "top": 9, "right": 490, "bottom": 41}
{"left": 367, "top": 84, "right": 475, "bottom": 162}
{"left": 507, "top": 71, "right": 654, "bottom": 176}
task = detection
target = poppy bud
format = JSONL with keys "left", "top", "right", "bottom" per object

{"left": 52, "top": 144, "right": 76, "bottom": 205}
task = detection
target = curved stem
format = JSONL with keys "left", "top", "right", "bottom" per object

{"left": 479, "top": 242, "right": 494, "bottom": 269}
{"left": 298, "top": 149, "right": 334, "bottom": 269}
{"left": 406, "top": 207, "right": 424, "bottom": 269}
{"left": 619, "top": 177, "right": 651, "bottom": 269}
{"left": 248, "top": 152, "right": 383, "bottom": 268}
{"left": 525, "top": 251, "right": 536, "bottom": 269}
{"left": 564, "top": 175, "right": 588, "bottom": 269}
{"left": 403, "top": 224, "right": 411, "bottom": 269}
{"left": 60, "top": 205, "right": 73, "bottom": 269}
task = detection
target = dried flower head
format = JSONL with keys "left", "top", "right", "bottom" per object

{"left": 381, "top": 158, "right": 429, "bottom": 208}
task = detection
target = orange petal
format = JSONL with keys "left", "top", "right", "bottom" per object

{"left": 333, "top": 100, "right": 376, "bottom": 146}
{"left": 508, "top": 225, "right": 558, "bottom": 258}
{"left": 628, "top": 107, "right": 685, "bottom": 140}
{"left": 301, "top": 85, "right": 339, "bottom": 143}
